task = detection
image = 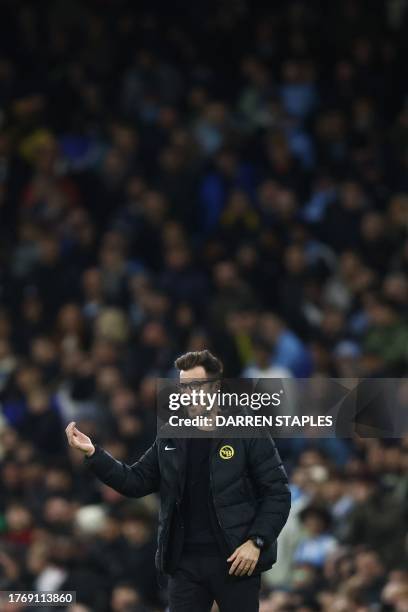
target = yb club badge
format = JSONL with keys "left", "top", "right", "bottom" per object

{"left": 219, "top": 445, "right": 234, "bottom": 460}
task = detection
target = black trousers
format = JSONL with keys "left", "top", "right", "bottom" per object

{"left": 168, "top": 552, "right": 261, "bottom": 612}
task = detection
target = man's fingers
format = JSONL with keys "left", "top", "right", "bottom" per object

{"left": 229, "top": 556, "right": 244, "bottom": 575}
{"left": 74, "top": 429, "right": 87, "bottom": 441}
{"left": 236, "top": 562, "right": 245, "bottom": 576}
{"left": 238, "top": 560, "right": 251, "bottom": 576}
{"left": 66, "top": 423, "right": 83, "bottom": 448}
{"left": 65, "top": 422, "right": 76, "bottom": 443}
{"left": 65, "top": 422, "right": 92, "bottom": 453}
{"left": 247, "top": 560, "right": 257, "bottom": 576}
{"left": 65, "top": 421, "right": 76, "bottom": 433}
{"left": 71, "top": 431, "right": 83, "bottom": 446}
{"left": 229, "top": 555, "right": 257, "bottom": 576}
{"left": 228, "top": 557, "right": 240, "bottom": 575}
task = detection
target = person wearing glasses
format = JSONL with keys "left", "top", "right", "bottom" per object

{"left": 66, "top": 350, "right": 291, "bottom": 612}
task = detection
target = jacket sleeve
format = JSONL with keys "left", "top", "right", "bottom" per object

{"left": 246, "top": 436, "right": 291, "bottom": 546}
{"left": 83, "top": 441, "right": 160, "bottom": 497}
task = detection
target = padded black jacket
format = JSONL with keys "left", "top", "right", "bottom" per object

{"left": 84, "top": 436, "right": 291, "bottom": 574}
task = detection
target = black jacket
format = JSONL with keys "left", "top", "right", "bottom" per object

{"left": 84, "top": 436, "right": 291, "bottom": 574}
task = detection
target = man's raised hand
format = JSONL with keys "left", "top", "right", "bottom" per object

{"left": 65, "top": 421, "right": 95, "bottom": 457}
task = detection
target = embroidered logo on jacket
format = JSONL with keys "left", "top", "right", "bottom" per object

{"left": 219, "top": 445, "right": 234, "bottom": 459}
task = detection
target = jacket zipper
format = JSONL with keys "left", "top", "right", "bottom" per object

{"left": 209, "top": 454, "right": 234, "bottom": 556}
{"left": 209, "top": 455, "right": 222, "bottom": 529}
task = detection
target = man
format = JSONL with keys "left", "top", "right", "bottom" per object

{"left": 66, "top": 350, "right": 291, "bottom": 611}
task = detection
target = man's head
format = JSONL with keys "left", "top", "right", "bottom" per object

{"left": 174, "top": 350, "right": 223, "bottom": 417}
{"left": 175, "top": 349, "right": 223, "bottom": 382}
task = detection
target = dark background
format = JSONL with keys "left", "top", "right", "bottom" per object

{"left": 0, "top": 1, "right": 407, "bottom": 610}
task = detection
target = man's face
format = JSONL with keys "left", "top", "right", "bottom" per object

{"left": 179, "top": 366, "right": 217, "bottom": 417}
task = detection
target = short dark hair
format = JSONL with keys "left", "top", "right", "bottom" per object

{"left": 174, "top": 349, "right": 223, "bottom": 376}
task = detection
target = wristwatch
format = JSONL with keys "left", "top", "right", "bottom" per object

{"left": 250, "top": 536, "right": 265, "bottom": 550}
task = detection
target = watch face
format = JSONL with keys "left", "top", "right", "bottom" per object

{"left": 253, "top": 536, "right": 264, "bottom": 549}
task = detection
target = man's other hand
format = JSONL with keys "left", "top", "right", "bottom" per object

{"left": 65, "top": 421, "right": 95, "bottom": 457}
{"left": 227, "top": 539, "right": 260, "bottom": 576}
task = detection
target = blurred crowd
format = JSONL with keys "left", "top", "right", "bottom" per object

{"left": 0, "top": 0, "right": 407, "bottom": 610}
